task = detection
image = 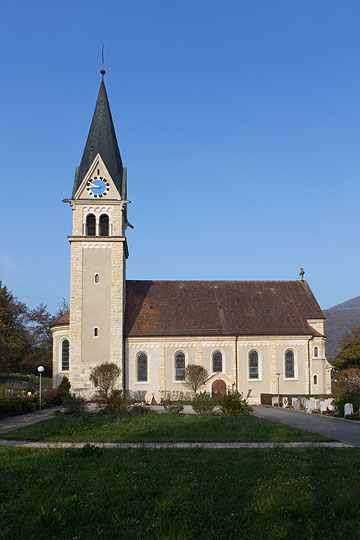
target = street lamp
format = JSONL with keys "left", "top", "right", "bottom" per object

{"left": 276, "top": 373, "right": 281, "bottom": 407}
{"left": 37, "top": 365, "right": 45, "bottom": 410}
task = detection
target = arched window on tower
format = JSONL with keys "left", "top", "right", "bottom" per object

{"left": 62, "top": 340, "right": 69, "bottom": 371}
{"left": 212, "top": 350, "right": 222, "bottom": 372}
{"left": 86, "top": 214, "right": 96, "bottom": 236}
{"left": 314, "top": 346, "right": 319, "bottom": 358}
{"left": 99, "top": 214, "right": 109, "bottom": 236}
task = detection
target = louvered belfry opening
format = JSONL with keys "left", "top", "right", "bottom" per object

{"left": 99, "top": 214, "right": 109, "bottom": 236}
{"left": 86, "top": 214, "right": 96, "bottom": 236}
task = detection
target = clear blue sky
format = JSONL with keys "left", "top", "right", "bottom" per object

{"left": 1, "top": 0, "right": 359, "bottom": 313}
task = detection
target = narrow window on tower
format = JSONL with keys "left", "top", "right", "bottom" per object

{"left": 86, "top": 214, "right": 96, "bottom": 236}
{"left": 99, "top": 214, "right": 109, "bottom": 236}
{"left": 94, "top": 273, "right": 100, "bottom": 284}
{"left": 94, "top": 327, "right": 99, "bottom": 338}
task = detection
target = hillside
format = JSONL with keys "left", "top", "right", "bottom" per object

{"left": 324, "top": 296, "right": 360, "bottom": 360}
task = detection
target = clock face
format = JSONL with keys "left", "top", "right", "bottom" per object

{"left": 86, "top": 176, "right": 110, "bottom": 198}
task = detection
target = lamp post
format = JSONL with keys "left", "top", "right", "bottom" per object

{"left": 37, "top": 366, "right": 44, "bottom": 410}
{"left": 276, "top": 372, "right": 281, "bottom": 407}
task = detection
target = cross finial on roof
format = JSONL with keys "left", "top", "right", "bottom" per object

{"left": 100, "top": 44, "right": 106, "bottom": 80}
{"left": 299, "top": 267, "right": 305, "bottom": 281}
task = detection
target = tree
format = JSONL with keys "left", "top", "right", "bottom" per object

{"left": 333, "top": 327, "right": 360, "bottom": 371}
{"left": 0, "top": 282, "right": 28, "bottom": 372}
{"left": 21, "top": 298, "right": 69, "bottom": 375}
{"left": 89, "top": 362, "right": 121, "bottom": 401}
{"left": 184, "top": 364, "right": 209, "bottom": 394}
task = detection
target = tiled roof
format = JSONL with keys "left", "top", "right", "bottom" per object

{"left": 125, "top": 280, "right": 324, "bottom": 337}
{"left": 53, "top": 280, "right": 325, "bottom": 337}
{"left": 72, "top": 79, "right": 124, "bottom": 198}
{"left": 51, "top": 311, "right": 70, "bottom": 326}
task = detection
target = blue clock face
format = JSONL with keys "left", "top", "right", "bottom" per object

{"left": 86, "top": 176, "right": 110, "bottom": 198}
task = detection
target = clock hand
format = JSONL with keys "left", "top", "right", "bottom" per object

{"left": 90, "top": 182, "right": 101, "bottom": 189}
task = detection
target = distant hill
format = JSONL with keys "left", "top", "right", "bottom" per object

{"left": 324, "top": 296, "right": 360, "bottom": 360}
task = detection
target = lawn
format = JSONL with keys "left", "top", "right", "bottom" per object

{"left": 1, "top": 446, "right": 360, "bottom": 539}
{"left": 0, "top": 412, "right": 332, "bottom": 442}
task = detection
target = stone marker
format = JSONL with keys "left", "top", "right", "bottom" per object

{"left": 344, "top": 403, "right": 353, "bottom": 417}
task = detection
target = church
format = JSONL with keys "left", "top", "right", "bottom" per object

{"left": 51, "top": 72, "right": 331, "bottom": 404}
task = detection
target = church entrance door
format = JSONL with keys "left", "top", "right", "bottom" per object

{"left": 212, "top": 379, "right": 226, "bottom": 399}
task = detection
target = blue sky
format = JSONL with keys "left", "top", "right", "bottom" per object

{"left": 1, "top": 0, "right": 360, "bottom": 313}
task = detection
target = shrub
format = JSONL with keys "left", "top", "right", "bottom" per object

{"left": 42, "top": 388, "right": 63, "bottom": 406}
{"left": 57, "top": 376, "right": 71, "bottom": 395}
{"left": 0, "top": 388, "right": 37, "bottom": 417}
{"left": 221, "top": 390, "right": 252, "bottom": 416}
{"left": 90, "top": 362, "right": 121, "bottom": 402}
{"left": 100, "top": 389, "right": 126, "bottom": 414}
{"left": 192, "top": 391, "right": 215, "bottom": 415}
{"left": 62, "top": 394, "right": 87, "bottom": 414}
{"left": 334, "top": 386, "right": 360, "bottom": 416}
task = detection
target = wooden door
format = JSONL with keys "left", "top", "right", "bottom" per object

{"left": 212, "top": 379, "right": 226, "bottom": 399}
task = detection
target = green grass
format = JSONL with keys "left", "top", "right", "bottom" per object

{"left": 0, "top": 412, "right": 332, "bottom": 442}
{"left": 1, "top": 446, "right": 360, "bottom": 539}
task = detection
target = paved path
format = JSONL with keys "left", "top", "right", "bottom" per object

{"left": 0, "top": 439, "right": 351, "bottom": 449}
{"left": 0, "top": 407, "right": 59, "bottom": 434}
{"left": 252, "top": 405, "right": 360, "bottom": 447}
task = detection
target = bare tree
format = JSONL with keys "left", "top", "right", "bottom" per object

{"left": 89, "top": 362, "right": 121, "bottom": 401}
{"left": 184, "top": 364, "right": 209, "bottom": 394}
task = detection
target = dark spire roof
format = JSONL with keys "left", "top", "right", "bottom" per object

{"left": 72, "top": 77, "right": 123, "bottom": 197}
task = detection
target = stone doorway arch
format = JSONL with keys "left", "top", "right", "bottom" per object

{"left": 212, "top": 379, "right": 227, "bottom": 399}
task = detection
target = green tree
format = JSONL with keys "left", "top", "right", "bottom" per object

{"left": 184, "top": 364, "right": 209, "bottom": 395}
{"left": 21, "top": 298, "right": 69, "bottom": 375}
{"left": 0, "top": 282, "right": 28, "bottom": 372}
{"left": 333, "top": 327, "right": 360, "bottom": 371}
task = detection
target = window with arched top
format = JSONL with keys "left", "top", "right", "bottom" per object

{"left": 212, "top": 350, "right": 222, "bottom": 372}
{"left": 94, "top": 273, "right": 100, "bottom": 284}
{"left": 175, "top": 351, "right": 185, "bottom": 381}
{"left": 314, "top": 346, "right": 319, "bottom": 358}
{"left": 313, "top": 374, "right": 318, "bottom": 385}
{"left": 99, "top": 214, "right": 109, "bottom": 236}
{"left": 285, "top": 349, "right": 295, "bottom": 378}
{"left": 86, "top": 214, "right": 96, "bottom": 236}
{"left": 249, "top": 350, "right": 259, "bottom": 379}
{"left": 61, "top": 340, "right": 69, "bottom": 371}
{"left": 137, "top": 352, "right": 148, "bottom": 382}
{"left": 94, "top": 327, "right": 98, "bottom": 337}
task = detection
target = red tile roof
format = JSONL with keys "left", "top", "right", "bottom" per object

{"left": 125, "top": 280, "right": 324, "bottom": 337}
{"left": 52, "top": 280, "right": 324, "bottom": 337}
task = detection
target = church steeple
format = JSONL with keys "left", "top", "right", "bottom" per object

{"left": 72, "top": 72, "right": 124, "bottom": 198}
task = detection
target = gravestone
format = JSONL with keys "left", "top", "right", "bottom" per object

{"left": 272, "top": 397, "right": 279, "bottom": 406}
{"left": 282, "top": 397, "right": 288, "bottom": 407}
{"left": 344, "top": 403, "right": 353, "bottom": 417}
{"left": 292, "top": 398, "right": 300, "bottom": 410}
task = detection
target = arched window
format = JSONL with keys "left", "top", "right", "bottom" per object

{"left": 86, "top": 214, "right": 96, "bottom": 236}
{"left": 137, "top": 352, "right": 148, "bottom": 382}
{"left": 249, "top": 350, "right": 259, "bottom": 379}
{"left": 212, "top": 350, "right": 222, "bottom": 372}
{"left": 285, "top": 349, "right": 295, "bottom": 378}
{"left": 94, "top": 273, "right": 100, "bottom": 284}
{"left": 94, "top": 327, "right": 98, "bottom": 337}
{"left": 313, "top": 374, "right": 318, "bottom": 385}
{"left": 61, "top": 340, "right": 69, "bottom": 371}
{"left": 175, "top": 351, "right": 185, "bottom": 381}
{"left": 314, "top": 346, "right": 319, "bottom": 358}
{"left": 99, "top": 214, "right": 109, "bottom": 236}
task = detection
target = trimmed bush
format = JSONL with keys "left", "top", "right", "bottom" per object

{"left": 62, "top": 394, "right": 87, "bottom": 414}
{"left": 0, "top": 388, "right": 35, "bottom": 418}
{"left": 221, "top": 390, "right": 252, "bottom": 416}
{"left": 192, "top": 391, "right": 215, "bottom": 415}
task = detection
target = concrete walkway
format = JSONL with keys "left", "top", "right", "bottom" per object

{"left": 0, "top": 407, "right": 60, "bottom": 434}
{"left": 252, "top": 405, "right": 360, "bottom": 447}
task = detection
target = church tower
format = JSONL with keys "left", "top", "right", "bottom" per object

{"left": 66, "top": 71, "right": 129, "bottom": 392}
